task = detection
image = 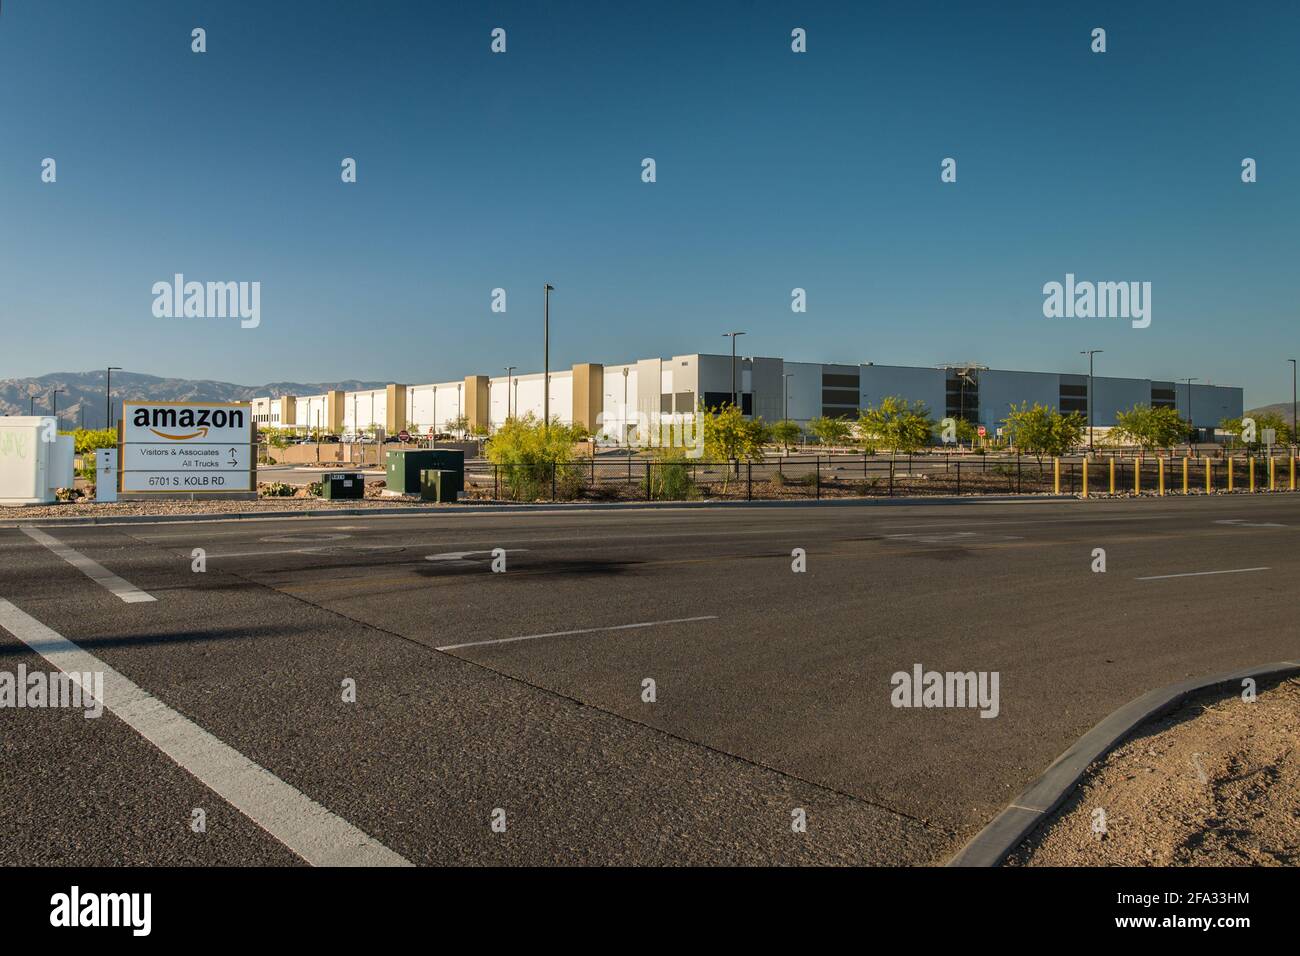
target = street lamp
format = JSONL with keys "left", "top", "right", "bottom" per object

{"left": 722, "top": 331, "right": 746, "bottom": 409}
{"left": 504, "top": 367, "right": 516, "bottom": 420}
{"left": 1182, "top": 377, "right": 1198, "bottom": 447}
{"left": 622, "top": 366, "right": 630, "bottom": 447}
{"left": 1289, "top": 359, "right": 1297, "bottom": 448}
{"left": 543, "top": 284, "right": 554, "bottom": 430}
{"left": 106, "top": 366, "right": 121, "bottom": 429}
{"left": 50, "top": 388, "right": 65, "bottom": 427}
{"left": 1080, "top": 350, "right": 1103, "bottom": 453}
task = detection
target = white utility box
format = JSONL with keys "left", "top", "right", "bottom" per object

{"left": 0, "top": 417, "right": 75, "bottom": 505}
{"left": 95, "top": 448, "right": 119, "bottom": 502}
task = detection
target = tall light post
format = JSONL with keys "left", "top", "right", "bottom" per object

{"left": 543, "top": 284, "right": 554, "bottom": 431}
{"left": 504, "top": 367, "right": 516, "bottom": 420}
{"left": 50, "top": 388, "right": 65, "bottom": 428}
{"left": 722, "top": 331, "right": 746, "bottom": 409}
{"left": 622, "top": 366, "right": 630, "bottom": 447}
{"left": 1289, "top": 359, "right": 1297, "bottom": 448}
{"left": 1182, "top": 377, "right": 1198, "bottom": 447}
{"left": 1080, "top": 350, "right": 1103, "bottom": 453}
{"left": 106, "top": 366, "right": 121, "bottom": 429}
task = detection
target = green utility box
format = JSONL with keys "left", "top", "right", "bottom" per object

{"left": 419, "top": 468, "right": 464, "bottom": 503}
{"left": 386, "top": 449, "right": 464, "bottom": 494}
{"left": 320, "top": 472, "right": 364, "bottom": 500}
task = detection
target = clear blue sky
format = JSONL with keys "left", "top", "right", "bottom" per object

{"left": 1, "top": 1, "right": 1296, "bottom": 404}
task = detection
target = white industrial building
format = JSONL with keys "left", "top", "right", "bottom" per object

{"left": 251, "top": 354, "right": 1244, "bottom": 443}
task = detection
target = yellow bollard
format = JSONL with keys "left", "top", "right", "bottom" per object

{"left": 1182, "top": 456, "right": 1189, "bottom": 494}
{"left": 1249, "top": 457, "right": 1256, "bottom": 492}
{"left": 1053, "top": 457, "right": 1060, "bottom": 494}
{"left": 1205, "top": 457, "right": 1212, "bottom": 494}
{"left": 1269, "top": 456, "right": 1276, "bottom": 491}
{"left": 1292, "top": 456, "right": 1297, "bottom": 491}
{"left": 1228, "top": 457, "right": 1234, "bottom": 491}
{"left": 1135, "top": 457, "right": 1142, "bottom": 494}
{"left": 1158, "top": 458, "right": 1165, "bottom": 496}
{"left": 1082, "top": 458, "right": 1089, "bottom": 498}
{"left": 1109, "top": 457, "right": 1116, "bottom": 495}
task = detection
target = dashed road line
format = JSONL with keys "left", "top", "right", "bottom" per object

{"left": 0, "top": 598, "right": 411, "bottom": 867}
{"left": 1136, "top": 567, "right": 1270, "bottom": 581}
{"left": 437, "top": 615, "right": 719, "bottom": 651}
{"left": 19, "top": 526, "right": 156, "bottom": 603}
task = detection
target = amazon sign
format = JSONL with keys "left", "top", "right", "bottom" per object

{"left": 120, "top": 402, "right": 254, "bottom": 494}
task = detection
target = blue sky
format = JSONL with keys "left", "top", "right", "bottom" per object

{"left": 1, "top": 1, "right": 1296, "bottom": 404}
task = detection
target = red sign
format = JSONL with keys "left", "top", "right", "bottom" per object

{"left": 977, "top": 426, "right": 987, "bottom": 437}
{"left": 398, "top": 430, "right": 411, "bottom": 442}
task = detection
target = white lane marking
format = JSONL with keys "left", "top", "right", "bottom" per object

{"left": 19, "top": 527, "right": 156, "bottom": 604}
{"left": 425, "top": 549, "right": 529, "bottom": 564}
{"left": 1214, "top": 519, "right": 1288, "bottom": 528}
{"left": 1136, "top": 567, "right": 1270, "bottom": 581}
{"left": 437, "top": 615, "right": 718, "bottom": 651}
{"left": 260, "top": 533, "right": 351, "bottom": 542}
{"left": 204, "top": 545, "right": 402, "bottom": 559}
{"left": 0, "top": 599, "right": 411, "bottom": 867}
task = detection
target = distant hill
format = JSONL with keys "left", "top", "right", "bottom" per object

{"left": 1245, "top": 402, "right": 1296, "bottom": 421}
{"left": 0, "top": 371, "right": 387, "bottom": 429}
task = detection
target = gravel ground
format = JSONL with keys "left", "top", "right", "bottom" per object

{"left": 0, "top": 498, "right": 443, "bottom": 520}
{"left": 1007, "top": 676, "right": 1300, "bottom": 866}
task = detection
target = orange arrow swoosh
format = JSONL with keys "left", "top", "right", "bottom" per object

{"left": 149, "top": 426, "right": 210, "bottom": 441}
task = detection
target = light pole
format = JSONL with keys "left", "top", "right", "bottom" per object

{"left": 543, "top": 284, "right": 554, "bottom": 430}
{"left": 106, "top": 367, "right": 121, "bottom": 429}
{"left": 624, "top": 366, "right": 634, "bottom": 447}
{"left": 722, "top": 331, "right": 746, "bottom": 409}
{"left": 504, "top": 367, "right": 516, "bottom": 420}
{"left": 1081, "top": 350, "right": 1103, "bottom": 453}
{"left": 1289, "top": 359, "right": 1297, "bottom": 448}
{"left": 1182, "top": 377, "right": 1198, "bottom": 448}
{"left": 50, "top": 388, "right": 65, "bottom": 428}
{"left": 782, "top": 372, "right": 794, "bottom": 420}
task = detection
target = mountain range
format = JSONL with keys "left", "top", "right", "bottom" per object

{"left": 0, "top": 371, "right": 387, "bottom": 429}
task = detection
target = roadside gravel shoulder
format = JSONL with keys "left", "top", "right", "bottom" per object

{"left": 1007, "top": 676, "right": 1300, "bottom": 866}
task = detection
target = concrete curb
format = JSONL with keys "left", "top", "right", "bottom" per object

{"left": 946, "top": 659, "right": 1300, "bottom": 867}
{"left": 0, "top": 493, "right": 1078, "bottom": 529}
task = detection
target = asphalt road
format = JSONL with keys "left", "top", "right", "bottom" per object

{"left": 2, "top": 494, "right": 1298, "bottom": 865}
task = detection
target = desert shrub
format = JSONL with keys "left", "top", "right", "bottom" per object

{"left": 485, "top": 413, "right": 586, "bottom": 500}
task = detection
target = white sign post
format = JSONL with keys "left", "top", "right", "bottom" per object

{"left": 119, "top": 402, "right": 255, "bottom": 498}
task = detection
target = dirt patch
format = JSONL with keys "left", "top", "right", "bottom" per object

{"left": 1007, "top": 676, "right": 1300, "bottom": 866}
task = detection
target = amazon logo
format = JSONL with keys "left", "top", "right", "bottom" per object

{"left": 132, "top": 406, "right": 245, "bottom": 441}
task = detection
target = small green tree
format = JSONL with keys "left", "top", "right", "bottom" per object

{"left": 859, "top": 397, "right": 935, "bottom": 453}
{"left": 484, "top": 413, "right": 587, "bottom": 500}
{"left": 770, "top": 419, "right": 801, "bottom": 454}
{"left": 1002, "top": 402, "right": 1085, "bottom": 469}
{"left": 444, "top": 415, "right": 470, "bottom": 439}
{"left": 932, "top": 416, "right": 977, "bottom": 447}
{"left": 702, "top": 403, "right": 769, "bottom": 463}
{"left": 67, "top": 428, "right": 117, "bottom": 480}
{"left": 808, "top": 415, "right": 853, "bottom": 447}
{"left": 1112, "top": 404, "right": 1189, "bottom": 451}
{"left": 1222, "top": 412, "right": 1293, "bottom": 450}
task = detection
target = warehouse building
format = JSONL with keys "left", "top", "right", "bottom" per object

{"left": 252, "top": 354, "right": 1243, "bottom": 443}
